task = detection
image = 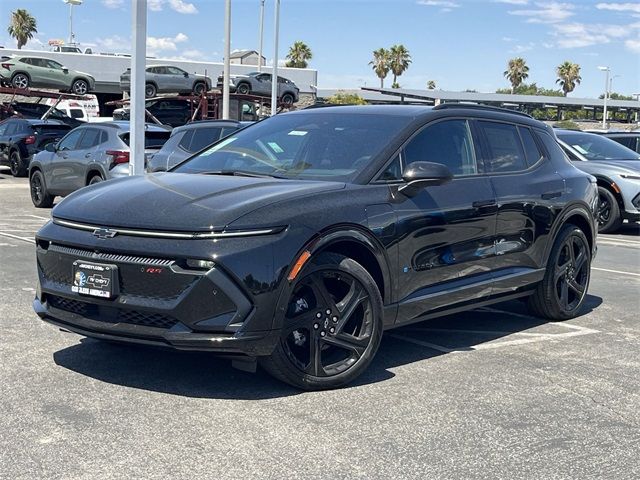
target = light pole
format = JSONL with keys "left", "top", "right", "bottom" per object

{"left": 258, "top": 0, "right": 265, "bottom": 72}
{"left": 270, "top": 0, "right": 280, "bottom": 116}
{"left": 633, "top": 93, "right": 640, "bottom": 124}
{"left": 130, "top": 0, "right": 147, "bottom": 176}
{"left": 222, "top": 0, "right": 231, "bottom": 120}
{"left": 598, "top": 66, "right": 610, "bottom": 129}
{"left": 63, "top": 0, "right": 83, "bottom": 45}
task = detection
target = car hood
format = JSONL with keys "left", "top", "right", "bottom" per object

{"left": 52, "top": 173, "right": 345, "bottom": 232}
{"left": 574, "top": 160, "right": 640, "bottom": 175}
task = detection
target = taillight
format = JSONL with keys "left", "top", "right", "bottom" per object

{"left": 106, "top": 150, "right": 130, "bottom": 164}
{"left": 1, "top": 63, "right": 12, "bottom": 70}
{"left": 25, "top": 135, "right": 36, "bottom": 145}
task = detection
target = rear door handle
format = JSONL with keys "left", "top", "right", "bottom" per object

{"left": 541, "top": 191, "right": 562, "bottom": 200}
{"left": 472, "top": 199, "right": 497, "bottom": 208}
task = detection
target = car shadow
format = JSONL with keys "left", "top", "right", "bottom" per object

{"left": 614, "top": 223, "right": 640, "bottom": 237}
{"left": 52, "top": 295, "right": 603, "bottom": 399}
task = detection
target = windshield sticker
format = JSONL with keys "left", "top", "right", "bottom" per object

{"left": 572, "top": 145, "right": 589, "bottom": 155}
{"left": 199, "top": 137, "right": 237, "bottom": 156}
{"left": 288, "top": 130, "right": 308, "bottom": 136}
{"left": 268, "top": 142, "right": 284, "bottom": 153}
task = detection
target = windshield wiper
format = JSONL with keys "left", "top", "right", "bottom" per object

{"left": 200, "top": 170, "right": 287, "bottom": 179}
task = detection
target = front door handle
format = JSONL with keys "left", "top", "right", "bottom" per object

{"left": 472, "top": 199, "right": 497, "bottom": 208}
{"left": 541, "top": 191, "right": 562, "bottom": 200}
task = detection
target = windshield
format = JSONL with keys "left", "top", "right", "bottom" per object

{"left": 174, "top": 112, "right": 411, "bottom": 180}
{"left": 559, "top": 133, "right": 640, "bottom": 161}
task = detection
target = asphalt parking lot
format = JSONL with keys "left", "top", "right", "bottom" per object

{"left": 1, "top": 168, "right": 639, "bottom": 480}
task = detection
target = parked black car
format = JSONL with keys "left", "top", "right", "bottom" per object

{"left": 594, "top": 131, "right": 640, "bottom": 154}
{"left": 34, "top": 105, "right": 597, "bottom": 390}
{"left": 0, "top": 102, "right": 85, "bottom": 128}
{"left": 147, "top": 119, "right": 248, "bottom": 172}
{"left": 112, "top": 98, "right": 194, "bottom": 127}
{"left": 0, "top": 118, "right": 71, "bottom": 176}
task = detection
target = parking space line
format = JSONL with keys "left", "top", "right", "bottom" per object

{"left": 592, "top": 267, "right": 640, "bottom": 278}
{"left": 25, "top": 215, "right": 50, "bottom": 221}
{"left": 598, "top": 236, "right": 640, "bottom": 245}
{"left": 0, "top": 232, "right": 35, "bottom": 244}
{"left": 387, "top": 334, "right": 456, "bottom": 353}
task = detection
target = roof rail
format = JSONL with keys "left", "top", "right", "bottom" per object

{"left": 433, "top": 103, "right": 532, "bottom": 118}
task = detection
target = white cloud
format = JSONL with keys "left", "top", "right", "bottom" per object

{"left": 168, "top": 0, "right": 198, "bottom": 14}
{"left": 148, "top": 0, "right": 163, "bottom": 11}
{"left": 502, "top": 36, "right": 515, "bottom": 42}
{"left": 596, "top": 3, "right": 640, "bottom": 14}
{"left": 102, "top": 0, "right": 124, "bottom": 8}
{"left": 626, "top": 37, "right": 640, "bottom": 53}
{"left": 147, "top": 33, "right": 189, "bottom": 52}
{"left": 494, "top": 0, "right": 529, "bottom": 4}
{"left": 508, "top": 2, "right": 575, "bottom": 23}
{"left": 511, "top": 42, "right": 536, "bottom": 53}
{"left": 550, "top": 22, "right": 635, "bottom": 48}
{"left": 417, "top": 1, "right": 460, "bottom": 8}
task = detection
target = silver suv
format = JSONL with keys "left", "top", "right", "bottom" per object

{"left": 217, "top": 72, "right": 299, "bottom": 104}
{"left": 28, "top": 122, "right": 171, "bottom": 208}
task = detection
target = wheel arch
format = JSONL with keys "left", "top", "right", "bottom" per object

{"left": 545, "top": 202, "right": 596, "bottom": 264}
{"left": 11, "top": 70, "right": 30, "bottom": 82}
{"left": 85, "top": 168, "right": 105, "bottom": 185}
{"left": 593, "top": 174, "right": 625, "bottom": 212}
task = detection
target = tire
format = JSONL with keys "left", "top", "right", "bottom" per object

{"left": 145, "top": 83, "right": 157, "bottom": 98}
{"left": 11, "top": 73, "right": 29, "bottom": 89}
{"left": 71, "top": 79, "right": 89, "bottom": 95}
{"left": 595, "top": 186, "right": 622, "bottom": 234}
{"left": 281, "top": 93, "right": 295, "bottom": 105}
{"left": 236, "top": 83, "right": 251, "bottom": 95}
{"left": 88, "top": 174, "right": 104, "bottom": 186}
{"left": 29, "top": 170, "right": 54, "bottom": 208}
{"left": 260, "top": 252, "right": 383, "bottom": 390}
{"left": 528, "top": 224, "right": 591, "bottom": 320}
{"left": 9, "top": 151, "right": 27, "bottom": 177}
{"left": 193, "top": 81, "right": 207, "bottom": 95}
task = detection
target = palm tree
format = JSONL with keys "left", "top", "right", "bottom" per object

{"left": 389, "top": 44, "right": 411, "bottom": 88}
{"left": 556, "top": 61, "right": 582, "bottom": 96}
{"left": 7, "top": 9, "right": 37, "bottom": 50}
{"left": 285, "top": 41, "right": 312, "bottom": 68}
{"left": 427, "top": 80, "right": 436, "bottom": 89}
{"left": 369, "top": 48, "right": 390, "bottom": 88}
{"left": 504, "top": 57, "right": 529, "bottom": 94}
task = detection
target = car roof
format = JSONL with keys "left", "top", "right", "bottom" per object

{"left": 5, "top": 118, "right": 67, "bottom": 126}
{"left": 89, "top": 121, "right": 172, "bottom": 132}
{"left": 172, "top": 120, "right": 241, "bottom": 133}
{"left": 555, "top": 129, "right": 598, "bottom": 137}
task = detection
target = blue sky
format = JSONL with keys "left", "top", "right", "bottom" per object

{"left": 1, "top": 0, "right": 639, "bottom": 97}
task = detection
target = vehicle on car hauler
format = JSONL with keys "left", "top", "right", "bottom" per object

{"left": 33, "top": 105, "right": 598, "bottom": 390}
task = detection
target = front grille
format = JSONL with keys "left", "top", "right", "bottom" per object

{"left": 47, "top": 295, "right": 179, "bottom": 329}
{"left": 48, "top": 244, "right": 174, "bottom": 266}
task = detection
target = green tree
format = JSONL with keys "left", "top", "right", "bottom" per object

{"left": 600, "top": 92, "right": 633, "bottom": 100}
{"left": 496, "top": 82, "right": 562, "bottom": 97}
{"left": 556, "top": 61, "right": 582, "bottom": 96}
{"left": 389, "top": 44, "right": 411, "bottom": 88}
{"left": 427, "top": 80, "right": 436, "bottom": 89}
{"left": 504, "top": 57, "right": 529, "bottom": 94}
{"left": 327, "top": 91, "right": 367, "bottom": 105}
{"left": 369, "top": 48, "right": 390, "bottom": 88}
{"left": 285, "top": 41, "right": 312, "bottom": 68}
{"left": 7, "top": 9, "right": 37, "bottom": 49}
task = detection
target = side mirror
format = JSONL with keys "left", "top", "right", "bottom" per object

{"left": 399, "top": 161, "right": 453, "bottom": 196}
{"left": 62, "top": 67, "right": 69, "bottom": 74}
{"left": 184, "top": 72, "right": 189, "bottom": 77}
{"left": 45, "top": 142, "right": 57, "bottom": 152}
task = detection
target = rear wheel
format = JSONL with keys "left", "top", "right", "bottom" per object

{"left": 30, "top": 170, "right": 54, "bottom": 208}
{"left": 88, "top": 174, "right": 104, "bottom": 186}
{"left": 145, "top": 83, "right": 157, "bottom": 98}
{"left": 9, "top": 151, "right": 27, "bottom": 177}
{"left": 11, "top": 73, "right": 29, "bottom": 89}
{"left": 596, "top": 186, "right": 622, "bottom": 234}
{"left": 260, "top": 253, "right": 383, "bottom": 390}
{"left": 528, "top": 225, "right": 591, "bottom": 320}
{"left": 71, "top": 79, "right": 89, "bottom": 95}
{"left": 281, "top": 93, "right": 295, "bottom": 105}
{"left": 236, "top": 83, "right": 250, "bottom": 95}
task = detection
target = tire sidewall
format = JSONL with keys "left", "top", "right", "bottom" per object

{"left": 265, "top": 253, "right": 384, "bottom": 390}
{"left": 12, "top": 73, "right": 29, "bottom": 89}
{"left": 89, "top": 175, "right": 103, "bottom": 185}
{"left": 237, "top": 83, "right": 250, "bottom": 95}
{"left": 596, "top": 186, "right": 621, "bottom": 234}
{"left": 145, "top": 83, "right": 157, "bottom": 98}
{"left": 72, "top": 79, "right": 88, "bottom": 94}
{"left": 30, "top": 171, "right": 49, "bottom": 207}
{"left": 10, "top": 151, "right": 25, "bottom": 177}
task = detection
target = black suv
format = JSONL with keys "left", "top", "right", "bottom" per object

{"left": 34, "top": 105, "right": 598, "bottom": 390}
{"left": 0, "top": 102, "right": 85, "bottom": 128}
{"left": 0, "top": 118, "right": 71, "bottom": 176}
{"left": 596, "top": 131, "right": 640, "bottom": 154}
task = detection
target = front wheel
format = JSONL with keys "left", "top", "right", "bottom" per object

{"left": 236, "top": 83, "right": 251, "bottom": 95}
{"left": 281, "top": 93, "right": 295, "bottom": 105}
{"left": 596, "top": 186, "right": 622, "bottom": 234}
{"left": 528, "top": 225, "right": 591, "bottom": 320}
{"left": 145, "top": 83, "right": 157, "bottom": 98}
{"left": 260, "top": 253, "right": 383, "bottom": 390}
{"left": 193, "top": 81, "right": 207, "bottom": 95}
{"left": 71, "top": 79, "right": 89, "bottom": 95}
{"left": 30, "top": 170, "right": 54, "bottom": 208}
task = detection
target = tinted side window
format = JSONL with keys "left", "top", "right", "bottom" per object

{"left": 478, "top": 121, "right": 527, "bottom": 173}
{"left": 404, "top": 119, "right": 477, "bottom": 176}
{"left": 77, "top": 128, "right": 101, "bottom": 149}
{"left": 537, "top": 131, "right": 567, "bottom": 161}
{"left": 518, "top": 126, "right": 543, "bottom": 166}
{"left": 221, "top": 127, "right": 239, "bottom": 138}
{"left": 190, "top": 127, "right": 223, "bottom": 152}
{"left": 178, "top": 130, "right": 194, "bottom": 151}
{"left": 4, "top": 122, "right": 18, "bottom": 135}
{"left": 613, "top": 137, "right": 634, "bottom": 149}
{"left": 57, "top": 129, "right": 84, "bottom": 151}
{"left": 0, "top": 122, "right": 7, "bottom": 136}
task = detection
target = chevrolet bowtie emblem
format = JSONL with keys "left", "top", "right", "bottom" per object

{"left": 92, "top": 228, "right": 117, "bottom": 239}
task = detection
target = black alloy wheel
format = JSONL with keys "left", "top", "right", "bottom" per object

{"left": 9, "top": 151, "right": 27, "bottom": 177}
{"left": 193, "top": 82, "right": 207, "bottom": 95}
{"left": 596, "top": 186, "right": 622, "bottom": 233}
{"left": 145, "top": 83, "right": 157, "bottom": 98}
{"left": 30, "top": 170, "right": 54, "bottom": 208}
{"left": 236, "top": 83, "right": 251, "bottom": 95}
{"left": 528, "top": 225, "right": 591, "bottom": 320}
{"left": 281, "top": 93, "right": 295, "bottom": 105}
{"left": 261, "top": 253, "right": 383, "bottom": 390}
